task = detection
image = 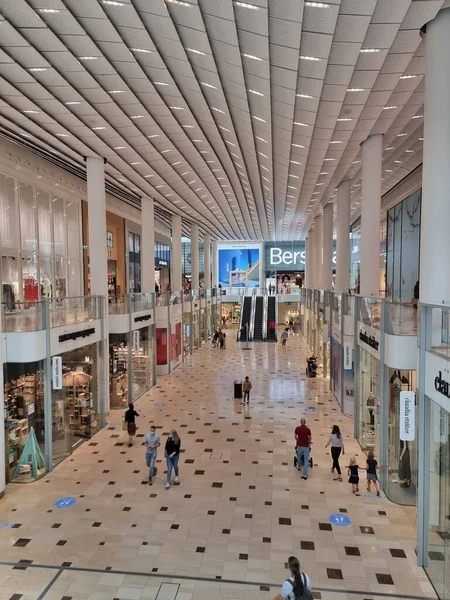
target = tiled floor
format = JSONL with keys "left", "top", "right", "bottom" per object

{"left": 0, "top": 331, "right": 436, "bottom": 600}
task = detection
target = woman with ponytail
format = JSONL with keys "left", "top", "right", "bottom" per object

{"left": 273, "top": 556, "right": 313, "bottom": 600}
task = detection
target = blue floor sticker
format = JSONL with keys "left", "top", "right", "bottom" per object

{"left": 304, "top": 407, "right": 316, "bottom": 412}
{"left": 0, "top": 523, "right": 15, "bottom": 528}
{"left": 329, "top": 513, "right": 351, "bottom": 527}
{"left": 154, "top": 403, "right": 165, "bottom": 408}
{"left": 54, "top": 497, "right": 76, "bottom": 509}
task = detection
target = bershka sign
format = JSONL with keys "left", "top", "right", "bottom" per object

{"left": 399, "top": 391, "right": 415, "bottom": 441}
{"left": 265, "top": 242, "right": 337, "bottom": 271}
{"left": 270, "top": 247, "right": 305, "bottom": 266}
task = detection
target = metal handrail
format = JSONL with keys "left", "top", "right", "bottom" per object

{"left": 275, "top": 295, "right": 279, "bottom": 342}
{"left": 249, "top": 295, "right": 256, "bottom": 340}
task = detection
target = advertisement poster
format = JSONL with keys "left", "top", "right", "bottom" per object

{"left": 217, "top": 243, "right": 260, "bottom": 288}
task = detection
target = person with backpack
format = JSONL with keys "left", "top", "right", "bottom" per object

{"left": 273, "top": 556, "right": 313, "bottom": 600}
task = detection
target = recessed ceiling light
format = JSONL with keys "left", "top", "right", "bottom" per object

{"left": 36, "top": 8, "right": 61, "bottom": 12}
{"left": 294, "top": 122, "right": 310, "bottom": 127}
{"left": 117, "top": 178, "right": 126, "bottom": 182}
{"left": 131, "top": 115, "right": 144, "bottom": 119}
{"left": 109, "top": 90, "right": 125, "bottom": 94}
{"left": 192, "top": 139, "right": 203, "bottom": 143}
{"left": 186, "top": 48, "right": 206, "bottom": 56}
{"left": 419, "top": 137, "right": 424, "bottom": 141}
{"left": 329, "top": 140, "right": 343, "bottom": 144}
{"left": 290, "top": 174, "right": 300, "bottom": 179}
{"left": 200, "top": 82, "right": 217, "bottom": 89}
{"left": 200, "top": 150, "right": 209, "bottom": 154}
{"left": 260, "top": 165, "right": 270, "bottom": 172}
{"left": 405, "top": 150, "right": 414, "bottom": 153}
{"left": 400, "top": 74, "right": 417, "bottom": 80}
{"left": 256, "top": 136, "right": 268, "bottom": 143}
{"left": 262, "top": 177, "right": 270, "bottom": 182}
{"left": 300, "top": 56, "right": 322, "bottom": 61}
{"left": 347, "top": 88, "right": 366, "bottom": 92}
{"left": 55, "top": 133, "right": 70, "bottom": 137}
{"left": 148, "top": 134, "right": 159, "bottom": 138}
{"left": 290, "top": 160, "right": 302, "bottom": 165}
{"left": 144, "top": 174, "right": 154, "bottom": 178}
{"left": 288, "top": 186, "right": 297, "bottom": 190}
{"left": 166, "top": 0, "right": 193, "bottom": 6}
{"left": 319, "top": 172, "right": 329, "bottom": 175}
{"left": 153, "top": 81, "right": 170, "bottom": 86}
{"left": 65, "top": 101, "right": 81, "bottom": 105}
{"left": 412, "top": 114, "right": 423, "bottom": 119}
{"left": 252, "top": 115, "right": 267, "bottom": 123}
{"left": 242, "top": 53, "right": 263, "bottom": 61}
{"left": 305, "top": 2, "right": 330, "bottom": 6}
{"left": 102, "top": 0, "right": 126, "bottom": 5}
{"left": 234, "top": 1, "right": 260, "bottom": 9}
{"left": 161, "top": 149, "right": 172, "bottom": 153}
{"left": 92, "top": 126, "right": 106, "bottom": 130}
{"left": 29, "top": 67, "right": 48, "bottom": 72}
{"left": 172, "top": 161, "right": 182, "bottom": 166}
{"left": 385, "top": 169, "right": 393, "bottom": 173}
{"left": 131, "top": 161, "right": 141, "bottom": 165}
{"left": 352, "top": 160, "right": 361, "bottom": 164}
{"left": 394, "top": 160, "right": 402, "bottom": 164}
{"left": 23, "top": 109, "right": 40, "bottom": 114}
{"left": 170, "top": 106, "right": 184, "bottom": 110}
{"left": 287, "top": 195, "right": 296, "bottom": 199}
{"left": 78, "top": 56, "right": 98, "bottom": 60}
{"left": 211, "top": 107, "right": 225, "bottom": 114}
{"left": 248, "top": 89, "right": 265, "bottom": 97}
{"left": 225, "top": 140, "right": 236, "bottom": 147}
{"left": 131, "top": 48, "right": 153, "bottom": 54}
{"left": 296, "top": 93, "right": 314, "bottom": 99}
{"left": 397, "top": 133, "right": 407, "bottom": 137}
{"left": 218, "top": 126, "right": 231, "bottom": 133}
{"left": 385, "top": 147, "right": 394, "bottom": 151}
{"left": 337, "top": 118, "right": 352, "bottom": 122}
{"left": 292, "top": 143, "right": 305, "bottom": 148}
{"left": 323, "top": 158, "right": 336, "bottom": 161}
{"left": 195, "top": 188, "right": 202, "bottom": 192}
{"left": 383, "top": 106, "right": 397, "bottom": 110}
{"left": 360, "top": 48, "right": 381, "bottom": 53}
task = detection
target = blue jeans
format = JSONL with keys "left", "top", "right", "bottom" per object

{"left": 297, "top": 446, "right": 310, "bottom": 477}
{"left": 166, "top": 455, "right": 179, "bottom": 483}
{"left": 146, "top": 451, "right": 157, "bottom": 478}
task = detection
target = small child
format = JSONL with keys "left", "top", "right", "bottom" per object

{"left": 347, "top": 457, "right": 360, "bottom": 494}
{"left": 366, "top": 450, "right": 383, "bottom": 496}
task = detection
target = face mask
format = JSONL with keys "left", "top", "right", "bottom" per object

{"left": 150, "top": 431, "right": 155, "bottom": 436}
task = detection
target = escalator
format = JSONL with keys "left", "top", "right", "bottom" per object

{"left": 238, "top": 296, "right": 252, "bottom": 342}
{"left": 253, "top": 296, "right": 264, "bottom": 341}
{"left": 266, "top": 296, "right": 277, "bottom": 342}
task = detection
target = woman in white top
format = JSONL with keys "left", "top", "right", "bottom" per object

{"left": 273, "top": 556, "right": 312, "bottom": 600}
{"left": 325, "top": 425, "right": 345, "bottom": 481}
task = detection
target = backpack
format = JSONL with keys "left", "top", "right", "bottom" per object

{"left": 285, "top": 574, "right": 313, "bottom": 600}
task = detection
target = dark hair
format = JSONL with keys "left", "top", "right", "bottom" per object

{"left": 331, "top": 425, "right": 341, "bottom": 439}
{"left": 288, "top": 556, "right": 304, "bottom": 597}
{"left": 128, "top": 403, "right": 134, "bottom": 410}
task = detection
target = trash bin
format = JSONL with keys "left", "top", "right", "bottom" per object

{"left": 234, "top": 380, "right": 243, "bottom": 399}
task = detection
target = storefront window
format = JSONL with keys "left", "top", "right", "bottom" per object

{"left": 131, "top": 326, "right": 153, "bottom": 400}
{"left": 358, "top": 348, "right": 381, "bottom": 456}
{"left": 52, "top": 343, "right": 100, "bottom": 467}
{"left": 386, "top": 368, "right": 417, "bottom": 505}
{"left": 4, "top": 361, "right": 45, "bottom": 483}
{"left": 128, "top": 232, "right": 141, "bottom": 293}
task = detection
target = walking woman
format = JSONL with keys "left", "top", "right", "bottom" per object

{"left": 165, "top": 430, "right": 181, "bottom": 489}
{"left": 325, "top": 425, "right": 345, "bottom": 481}
{"left": 272, "top": 556, "right": 313, "bottom": 600}
{"left": 124, "top": 402, "right": 139, "bottom": 447}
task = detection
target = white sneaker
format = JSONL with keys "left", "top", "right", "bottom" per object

{"left": 165, "top": 483, "right": 170, "bottom": 489}
{"left": 175, "top": 476, "right": 179, "bottom": 483}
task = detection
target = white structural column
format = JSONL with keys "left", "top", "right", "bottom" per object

{"left": 190, "top": 223, "right": 199, "bottom": 290}
{"left": 171, "top": 214, "right": 182, "bottom": 292}
{"left": 141, "top": 197, "right": 155, "bottom": 294}
{"left": 203, "top": 233, "right": 211, "bottom": 288}
{"left": 335, "top": 180, "right": 351, "bottom": 293}
{"left": 360, "top": 134, "right": 383, "bottom": 296}
{"left": 313, "top": 215, "right": 323, "bottom": 290}
{"left": 304, "top": 235, "right": 310, "bottom": 288}
{"left": 308, "top": 228, "right": 316, "bottom": 289}
{"left": 322, "top": 203, "right": 334, "bottom": 291}
{"left": 86, "top": 157, "right": 108, "bottom": 298}
{"left": 211, "top": 240, "right": 218, "bottom": 287}
{"left": 420, "top": 8, "right": 450, "bottom": 304}
{"left": 86, "top": 157, "right": 109, "bottom": 415}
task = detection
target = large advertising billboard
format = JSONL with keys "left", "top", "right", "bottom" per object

{"left": 217, "top": 243, "right": 260, "bottom": 288}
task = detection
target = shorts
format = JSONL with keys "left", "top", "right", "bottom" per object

{"left": 367, "top": 473, "right": 378, "bottom": 482}
{"left": 127, "top": 423, "right": 136, "bottom": 436}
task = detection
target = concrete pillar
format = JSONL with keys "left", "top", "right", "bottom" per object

{"left": 308, "top": 228, "right": 316, "bottom": 289}
{"left": 305, "top": 235, "right": 310, "bottom": 288}
{"left": 141, "top": 197, "right": 155, "bottom": 294}
{"left": 420, "top": 8, "right": 450, "bottom": 304}
{"left": 203, "top": 233, "right": 211, "bottom": 288}
{"left": 171, "top": 214, "right": 182, "bottom": 292}
{"left": 211, "top": 240, "right": 218, "bottom": 287}
{"left": 322, "top": 203, "right": 333, "bottom": 291}
{"left": 336, "top": 180, "right": 351, "bottom": 293}
{"left": 360, "top": 134, "right": 383, "bottom": 296}
{"left": 313, "top": 215, "right": 323, "bottom": 290}
{"left": 86, "top": 157, "right": 108, "bottom": 298}
{"left": 190, "top": 223, "right": 199, "bottom": 290}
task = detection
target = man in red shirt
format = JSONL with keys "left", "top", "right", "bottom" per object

{"left": 295, "top": 418, "right": 312, "bottom": 480}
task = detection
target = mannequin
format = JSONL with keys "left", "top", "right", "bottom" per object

{"left": 398, "top": 440, "right": 412, "bottom": 487}
{"left": 367, "top": 393, "right": 375, "bottom": 427}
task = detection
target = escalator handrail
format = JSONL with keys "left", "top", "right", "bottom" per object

{"left": 262, "top": 295, "right": 268, "bottom": 340}
{"left": 249, "top": 295, "right": 256, "bottom": 340}
{"left": 274, "top": 296, "right": 278, "bottom": 341}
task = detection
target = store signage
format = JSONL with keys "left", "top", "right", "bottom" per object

{"left": 155, "top": 258, "right": 169, "bottom": 267}
{"left": 343, "top": 342, "right": 353, "bottom": 370}
{"left": 59, "top": 327, "right": 96, "bottom": 343}
{"left": 435, "top": 371, "right": 450, "bottom": 399}
{"left": 359, "top": 329, "right": 379, "bottom": 351}
{"left": 52, "top": 356, "right": 63, "bottom": 390}
{"left": 134, "top": 314, "right": 152, "bottom": 323}
{"left": 270, "top": 247, "right": 305, "bottom": 266}
{"left": 133, "top": 330, "right": 140, "bottom": 352}
{"left": 399, "top": 391, "right": 415, "bottom": 441}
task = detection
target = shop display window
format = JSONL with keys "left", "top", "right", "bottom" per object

{"left": 4, "top": 361, "right": 45, "bottom": 483}
{"left": 358, "top": 349, "right": 381, "bottom": 457}
{"left": 386, "top": 368, "right": 417, "bottom": 505}
{"left": 128, "top": 232, "right": 141, "bottom": 293}
{"left": 52, "top": 344, "right": 100, "bottom": 467}
{"left": 109, "top": 335, "right": 129, "bottom": 409}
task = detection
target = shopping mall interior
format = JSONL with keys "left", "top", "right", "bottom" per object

{"left": 0, "top": 1, "right": 450, "bottom": 599}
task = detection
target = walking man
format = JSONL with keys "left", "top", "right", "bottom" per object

{"left": 295, "top": 418, "right": 312, "bottom": 480}
{"left": 243, "top": 376, "right": 252, "bottom": 404}
{"left": 145, "top": 425, "right": 160, "bottom": 485}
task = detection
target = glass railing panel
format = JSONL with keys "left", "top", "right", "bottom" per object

{"left": 109, "top": 296, "right": 127, "bottom": 315}
{"left": 384, "top": 301, "right": 418, "bottom": 336}
{"left": 358, "top": 295, "right": 382, "bottom": 330}
{"left": 49, "top": 296, "right": 100, "bottom": 327}
{"left": 2, "top": 300, "right": 45, "bottom": 332}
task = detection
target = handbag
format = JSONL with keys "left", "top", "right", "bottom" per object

{"left": 122, "top": 419, "right": 128, "bottom": 431}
